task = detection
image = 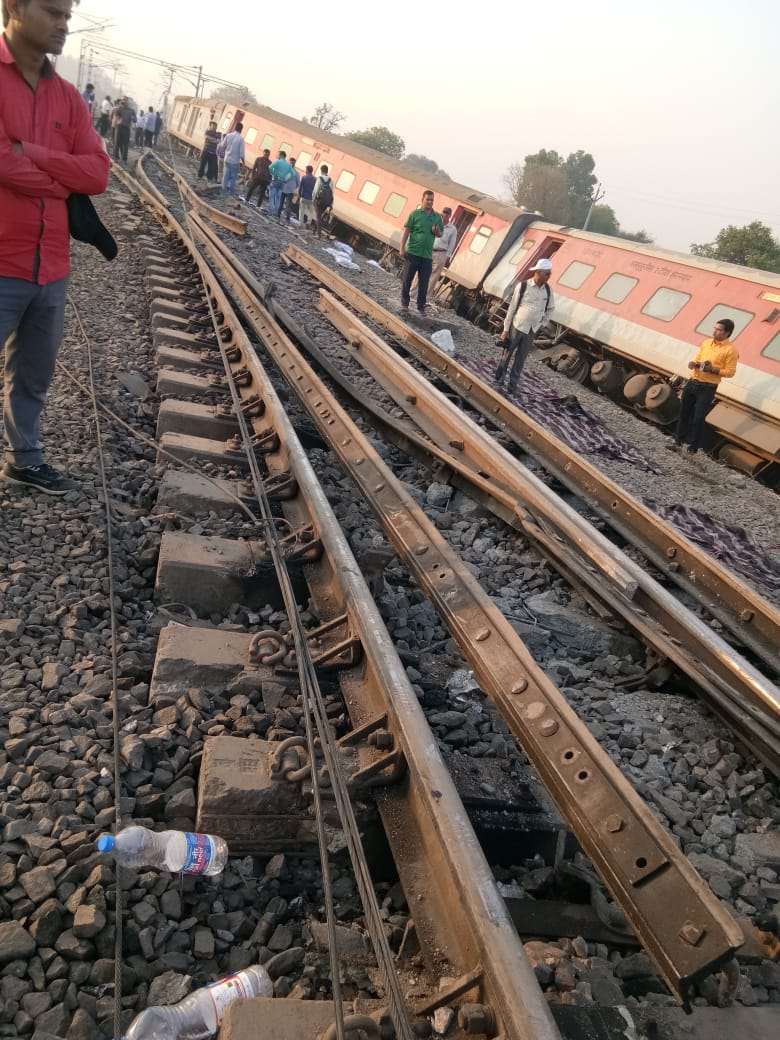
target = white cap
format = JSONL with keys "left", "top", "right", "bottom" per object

{"left": 529, "top": 258, "right": 553, "bottom": 272}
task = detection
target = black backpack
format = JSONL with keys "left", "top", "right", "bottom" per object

{"left": 514, "top": 278, "right": 551, "bottom": 310}
{"left": 318, "top": 179, "right": 334, "bottom": 210}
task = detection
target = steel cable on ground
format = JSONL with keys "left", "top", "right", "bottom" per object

{"left": 159, "top": 141, "right": 415, "bottom": 1040}
{"left": 67, "top": 298, "right": 125, "bottom": 1040}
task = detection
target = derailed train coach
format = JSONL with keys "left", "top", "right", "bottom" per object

{"left": 169, "top": 95, "right": 780, "bottom": 483}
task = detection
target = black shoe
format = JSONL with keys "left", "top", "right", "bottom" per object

{"left": 685, "top": 447, "right": 698, "bottom": 455}
{"left": 2, "top": 463, "right": 74, "bottom": 496}
{"left": 667, "top": 441, "right": 683, "bottom": 452}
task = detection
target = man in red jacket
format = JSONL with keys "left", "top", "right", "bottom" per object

{"left": 1, "top": 0, "right": 110, "bottom": 495}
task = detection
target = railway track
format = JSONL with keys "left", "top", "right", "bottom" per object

{"left": 101, "top": 151, "right": 780, "bottom": 1032}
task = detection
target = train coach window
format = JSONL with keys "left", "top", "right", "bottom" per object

{"left": 296, "top": 151, "right": 312, "bottom": 170}
{"left": 384, "top": 193, "right": 407, "bottom": 217}
{"left": 281, "top": 142, "right": 293, "bottom": 156}
{"left": 695, "top": 304, "right": 753, "bottom": 339}
{"left": 559, "top": 261, "right": 596, "bottom": 290}
{"left": 597, "top": 273, "right": 638, "bottom": 304}
{"left": 761, "top": 332, "right": 780, "bottom": 362}
{"left": 336, "top": 170, "right": 355, "bottom": 192}
{"left": 469, "top": 226, "right": 493, "bottom": 255}
{"left": 220, "top": 116, "right": 231, "bottom": 131}
{"left": 261, "top": 133, "right": 274, "bottom": 152}
{"left": 641, "top": 287, "right": 691, "bottom": 322}
{"left": 358, "top": 180, "right": 380, "bottom": 205}
{"left": 245, "top": 128, "right": 257, "bottom": 144}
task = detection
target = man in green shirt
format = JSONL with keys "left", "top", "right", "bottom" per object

{"left": 400, "top": 190, "right": 444, "bottom": 314}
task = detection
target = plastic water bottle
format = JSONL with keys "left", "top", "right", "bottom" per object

{"left": 97, "top": 826, "right": 228, "bottom": 876}
{"left": 124, "top": 966, "right": 273, "bottom": 1040}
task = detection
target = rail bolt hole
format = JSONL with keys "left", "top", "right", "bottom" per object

{"left": 563, "top": 750, "right": 576, "bottom": 762}
{"left": 576, "top": 770, "right": 589, "bottom": 782}
{"left": 635, "top": 857, "right": 648, "bottom": 869}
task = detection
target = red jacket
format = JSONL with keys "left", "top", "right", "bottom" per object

{"left": 0, "top": 35, "right": 110, "bottom": 285}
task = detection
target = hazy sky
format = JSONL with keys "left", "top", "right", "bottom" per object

{"left": 64, "top": 0, "right": 779, "bottom": 251}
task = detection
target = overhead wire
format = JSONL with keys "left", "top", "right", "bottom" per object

{"left": 67, "top": 299, "right": 125, "bottom": 1040}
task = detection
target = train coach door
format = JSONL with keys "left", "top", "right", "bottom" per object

{"left": 450, "top": 206, "right": 477, "bottom": 250}
{"left": 518, "top": 235, "right": 564, "bottom": 279}
{"left": 228, "top": 109, "right": 245, "bottom": 133}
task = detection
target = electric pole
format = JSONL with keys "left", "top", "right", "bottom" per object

{"left": 583, "top": 182, "right": 606, "bottom": 231}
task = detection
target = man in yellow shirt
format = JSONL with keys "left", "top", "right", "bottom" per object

{"left": 672, "top": 318, "right": 739, "bottom": 454}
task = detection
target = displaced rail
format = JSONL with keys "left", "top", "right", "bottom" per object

{"left": 122, "top": 154, "right": 750, "bottom": 1005}
{"left": 190, "top": 212, "right": 780, "bottom": 777}
{"left": 286, "top": 246, "right": 780, "bottom": 677}
{"left": 112, "top": 159, "right": 562, "bottom": 1040}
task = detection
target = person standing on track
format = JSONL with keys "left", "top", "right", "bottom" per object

{"left": 197, "top": 120, "right": 220, "bottom": 181}
{"left": 0, "top": 0, "right": 110, "bottom": 495}
{"left": 221, "top": 121, "right": 245, "bottom": 196}
{"left": 312, "top": 164, "right": 334, "bottom": 237}
{"left": 268, "top": 150, "right": 294, "bottom": 220}
{"left": 277, "top": 156, "right": 300, "bottom": 224}
{"left": 298, "top": 165, "right": 316, "bottom": 227}
{"left": 400, "top": 189, "right": 444, "bottom": 315}
{"left": 97, "top": 94, "right": 112, "bottom": 137}
{"left": 495, "top": 258, "right": 554, "bottom": 393}
{"left": 244, "top": 147, "right": 271, "bottom": 207}
{"left": 671, "top": 318, "right": 739, "bottom": 455}
{"left": 153, "top": 110, "right": 163, "bottom": 147}
{"left": 113, "top": 97, "right": 132, "bottom": 162}
{"left": 430, "top": 206, "right": 457, "bottom": 291}
{"left": 143, "top": 106, "right": 155, "bottom": 148}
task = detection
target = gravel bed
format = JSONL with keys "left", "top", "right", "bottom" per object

{"left": 1, "top": 152, "right": 769, "bottom": 1036}
{"left": 140, "top": 154, "right": 780, "bottom": 1010}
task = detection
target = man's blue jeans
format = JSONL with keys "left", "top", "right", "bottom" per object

{"left": 0, "top": 276, "right": 68, "bottom": 467}
{"left": 223, "top": 161, "right": 240, "bottom": 194}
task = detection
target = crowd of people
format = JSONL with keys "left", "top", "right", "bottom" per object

{"left": 81, "top": 83, "right": 164, "bottom": 163}
{"left": 197, "top": 124, "right": 337, "bottom": 238}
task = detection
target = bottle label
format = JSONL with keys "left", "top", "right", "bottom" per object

{"left": 182, "top": 832, "right": 214, "bottom": 875}
{"left": 206, "top": 974, "right": 249, "bottom": 1021}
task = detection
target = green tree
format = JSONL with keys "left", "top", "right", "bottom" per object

{"left": 506, "top": 162, "right": 570, "bottom": 223}
{"left": 404, "top": 153, "right": 450, "bottom": 179}
{"left": 305, "top": 102, "right": 345, "bottom": 132}
{"left": 347, "top": 126, "right": 405, "bottom": 159}
{"left": 587, "top": 203, "right": 620, "bottom": 236}
{"left": 564, "top": 150, "right": 597, "bottom": 226}
{"left": 209, "top": 85, "right": 257, "bottom": 106}
{"left": 619, "top": 228, "right": 653, "bottom": 244}
{"left": 691, "top": 221, "right": 780, "bottom": 273}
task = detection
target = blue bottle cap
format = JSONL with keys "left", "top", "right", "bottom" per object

{"left": 97, "top": 834, "right": 116, "bottom": 853}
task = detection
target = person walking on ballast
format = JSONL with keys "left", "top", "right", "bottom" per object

{"left": 400, "top": 189, "right": 443, "bottom": 315}
{"left": 495, "top": 258, "right": 554, "bottom": 393}
{"left": 671, "top": 318, "right": 738, "bottom": 455}
{"left": 0, "top": 0, "right": 111, "bottom": 494}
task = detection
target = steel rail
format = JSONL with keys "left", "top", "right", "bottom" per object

{"left": 314, "top": 291, "right": 780, "bottom": 772}
{"left": 190, "top": 217, "right": 780, "bottom": 774}
{"left": 115, "top": 159, "right": 562, "bottom": 1040}
{"left": 148, "top": 152, "right": 248, "bottom": 236}
{"left": 183, "top": 214, "right": 744, "bottom": 1003}
{"left": 285, "top": 245, "right": 780, "bottom": 674}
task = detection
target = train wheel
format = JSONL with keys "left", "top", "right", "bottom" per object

{"left": 623, "top": 372, "right": 654, "bottom": 405}
{"left": 590, "top": 359, "right": 623, "bottom": 397}
{"left": 557, "top": 349, "right": 588, "bottom": 383}
{"left": 643, "top": 382, "right": 680, "bottom": 425}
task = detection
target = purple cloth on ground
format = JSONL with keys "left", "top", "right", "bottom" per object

{"left": 646, "top": 502, "right": 780, "bottom": 597}
{"left": 463, "top": 354, "right": 656, "bottom": 471}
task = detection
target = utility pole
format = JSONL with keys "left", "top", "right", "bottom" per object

{"left": 195, "top": 65, "right": 203, "bottom": 99}
{"left": 583, "top": 182, "right": 606, "bottom": 231}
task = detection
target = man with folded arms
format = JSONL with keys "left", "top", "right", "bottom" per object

{"left": 0, "top": 0, "right": 109, "bottom": 494}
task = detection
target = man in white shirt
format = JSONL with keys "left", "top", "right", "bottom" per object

{"left": 221, "top": 122, "right": 246, "bottom": 196}
{"left": 430, "top": 206, "right": 457, "bottom": 290}
{"left": 495, "top": 258, "right": 554, "bottom": 392}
